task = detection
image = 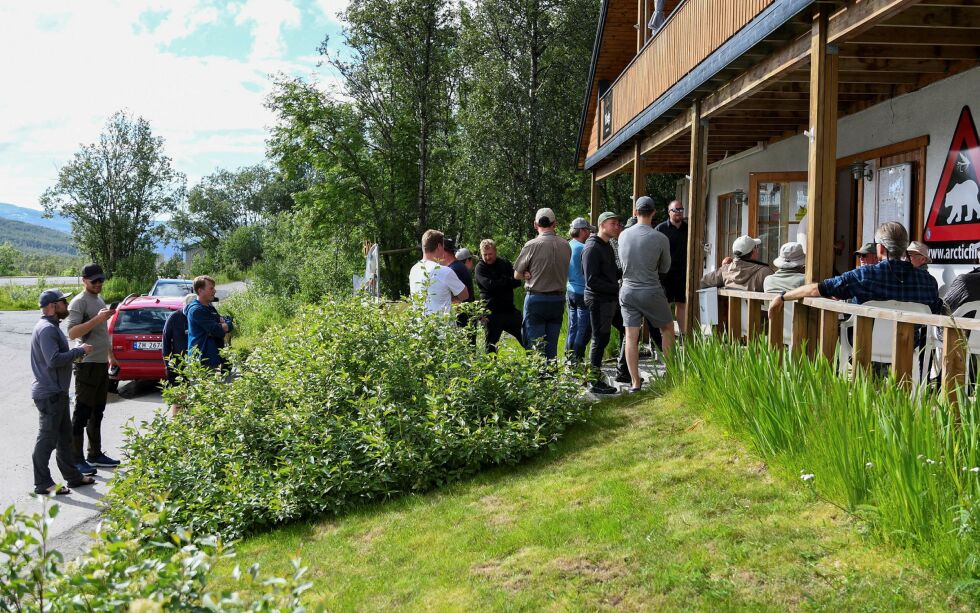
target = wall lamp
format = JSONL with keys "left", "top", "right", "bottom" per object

{"left": 733, "top": 188, "right": 747, "bottom": 206}
{"left": 850, "top": 161, "right": 873, "bottom": 182}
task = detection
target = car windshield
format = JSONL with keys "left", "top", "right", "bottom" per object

{"left": 113, "top": 308, "right": 174, "bottom": 334}
{"left": 152, "top": 282, "right": 192, "bottom": 297}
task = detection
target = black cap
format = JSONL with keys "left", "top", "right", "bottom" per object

{"left": 443, "top": 238, "right": 457, "bottom": 254}
{"left": 81, "top": 263, "right": 105, "bottom": 281}
{"left": 39, "top": 288, "right": 73, "bottom": 308}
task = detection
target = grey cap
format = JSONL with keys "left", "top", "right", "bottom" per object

{"left": 455, "top": 248, "right": 476, "bottom": 261}
{"left": 854, "top": 242, "right": 876, "bottom": 256}
{"left": 635, "top": 196, "right": 655, "bottom": 214}
{"left": 39, "top": 288, "right": 72, "bottom": 308}
{"left": 570, "top": 217, "right": 591, "bottom": 230}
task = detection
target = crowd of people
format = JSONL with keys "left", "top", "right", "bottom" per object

{"left": 410, "top": 197, "right": 690, "bottom": 395}
{"left": 30, "top": 269, "right": 231, "bottom": 496}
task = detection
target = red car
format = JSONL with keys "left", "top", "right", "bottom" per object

{"left": 108, "top": 295, "right": 186, "bottom": 385}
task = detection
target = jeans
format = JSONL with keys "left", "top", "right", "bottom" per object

{"left": 565, "top": 292, "right": 592, "bottom": 361}
{"left": 73, "top": 362, "right": 108, "bottom": 461}
{"left": 587, "top": 298, "right": 628, "bottom": 381}
{"left": 523, "top": 293, "right": 565, "bottom": 360}
{"left": 32, "top": 393, "right": 83, "bottom": 492}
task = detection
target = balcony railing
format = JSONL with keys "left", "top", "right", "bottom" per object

{"left": 591, "top": 0, "right": 775, "bottom": 158}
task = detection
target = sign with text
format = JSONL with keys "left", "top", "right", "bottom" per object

{"left": 924, "top": 106, "right": 980, "bottom": 264}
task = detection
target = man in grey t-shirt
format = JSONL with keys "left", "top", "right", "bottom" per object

{"left": 617, "top": 197, "right": 674, "bottom": 391}
{"left": 66, "top": 263, "right": 120, "bottom": 474}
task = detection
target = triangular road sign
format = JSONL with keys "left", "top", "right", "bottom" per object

{"left": 924, "top": 106, "right": 980, "bottom": 245}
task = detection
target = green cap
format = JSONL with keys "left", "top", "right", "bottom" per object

{"left": 597, "top": 211, "right": 620, "bottom": 226}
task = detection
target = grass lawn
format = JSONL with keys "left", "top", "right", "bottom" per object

{"left": 217, "top": 388, "right": 962, "bottom": 610}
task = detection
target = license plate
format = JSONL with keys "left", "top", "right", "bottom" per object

{"left": 133, "top": 341, "right": 162, "bottom": 350}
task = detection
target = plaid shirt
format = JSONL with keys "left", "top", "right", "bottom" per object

{"left": 818, "top": 258, "right": 944, "bottom": 314}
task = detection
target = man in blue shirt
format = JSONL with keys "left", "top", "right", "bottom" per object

{"left": 565, "top": 217, "right": 592, "bottom": 361}
{"left": 186, "top": 275, "right": 232, "bottom": 370}
{"left": 770, "top": 222, "right": 943, "bottom": 315}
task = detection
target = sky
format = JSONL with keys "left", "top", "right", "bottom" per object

{"left": 0, "top": 1, "right": 350, "bottom": 210}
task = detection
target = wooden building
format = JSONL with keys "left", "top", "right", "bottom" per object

{"left": 577, "top": 0, "right": 980, "bottom": 346}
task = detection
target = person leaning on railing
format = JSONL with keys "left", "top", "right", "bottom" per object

{"left": 700, "top": 235, "right": 773, "bottom": 292}
{"left": 770, "top": 222, "right": 945, "bottom": 316}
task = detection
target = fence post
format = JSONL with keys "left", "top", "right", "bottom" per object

{"left": 942, "top": 326, "right": 966, "bottom": 422}
{"left": 768, "top": 299, "right": 784, "bottom": 349}
{"left": 891, "top": 321, "right": 915, "bottom": 389}
{"left": 852, "top": 315, "right": 873, "bottom": 376}
{"left": 728, "top": 296, "right": 742, "bottom": 342}
{"left": 819, "top": 309, "right": 838, "bottom": 363}
{"left": 747, "top": 298, "right": 763, "bottom": 342}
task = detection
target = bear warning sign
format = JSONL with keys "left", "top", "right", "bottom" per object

{"left": 924, "top": 106, "right": 980, "bottom": 264}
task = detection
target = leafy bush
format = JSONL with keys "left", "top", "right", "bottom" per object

{"left": 0, "top": 497, "right": 310, "bottom": 611}
{"left": 156, "top": 253, "right": 185, "bottom": 279}
{"left": 219, "top": 283, "right": 294, "bottom": 351}
{"left": 105, "top": 296, "right": 587, "bottom": 539}
{"left": 676, "top": 337, "right": 980, "bottom": 582}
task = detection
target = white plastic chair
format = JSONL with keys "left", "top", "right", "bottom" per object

{"left": 950, "top": 301, "right": 980, "bottom": 389}
{"left": 838, "top": 300, "right": 935, "bottom": 385}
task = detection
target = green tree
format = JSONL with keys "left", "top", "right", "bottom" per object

{"left": 169, "top": 164, "right": 293, "bottom": 251}
{"left": 0, "top": 242, "right": 18, "bottom": 276}
{"left": 40, "top": 110, "right": 186, "bottom": 278}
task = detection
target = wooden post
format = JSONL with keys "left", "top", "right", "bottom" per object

{"left": 590, "top": 171, "right": 600, "bottom": 226}
{"left": 791, "top": 303, "right": 810, "bottom": 359}
{"left": 891, "top": 321, "right": 915, "bottom": 388}
{"left": 942, "top": 327, "right": 966, "bottom": 419}
{"left": 803, "top": 11, "right": 839, "bottom": 351}
{"left": 636, "top": 0, "right": 644, "bottom": 52}
{"left": 747, "top": 298, "right": 763, "bottom": 342}
{"left": 632, "top": 140, "right": 644, "bottom": 215}
{"left": 768, "top": 300, "right": 784, "bottom": 349}
{"left": 852, "top": 315, "right": 873, "bottom": 377}
{"left": 819, "top": 309, "right": 838, "bottom": 363}
{"left": 728, "top": 296, "right": 742, "bottom": 343}
{"left": 684, "top": 102, "right": 708, "bottom": 335}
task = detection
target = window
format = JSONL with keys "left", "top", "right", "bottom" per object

{"left": 113, "top": 308, "right": 174, "bottom": 334}
{"left": 749, "top": 172, "right": 808, "bottom": 266}
{"left": 716, "top": 192, "right": 742, "bottom": 267}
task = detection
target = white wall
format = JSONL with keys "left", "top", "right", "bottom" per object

{"left": 700, "top": 65, "right": 980, "bottom": 290}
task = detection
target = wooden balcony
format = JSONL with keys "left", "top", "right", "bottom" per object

{"left": 587, "top": 0, "right": 814, "bottom": 166}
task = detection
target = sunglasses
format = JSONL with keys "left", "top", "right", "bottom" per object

{"left": 669, "top": 208, "right": 685, "bottom": 213}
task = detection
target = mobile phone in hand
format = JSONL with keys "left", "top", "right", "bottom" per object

{"left": 109, "top": 302, "right": 119, "bottom": 310}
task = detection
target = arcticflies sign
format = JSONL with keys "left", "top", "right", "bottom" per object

{"left": 924, "top": 106, "right": 980, "bottom": 264}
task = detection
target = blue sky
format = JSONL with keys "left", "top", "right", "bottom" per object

{"left": 0, "top": 1, "right": 349, "bottom": 210}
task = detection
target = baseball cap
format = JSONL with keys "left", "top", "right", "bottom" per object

{"left": 443, "top": 238, "right": 457, "bottom": 254}
{"left": 635, "top": 196, "right": 655, "bottom": 214}
{"left": 39, "top": 288, "right": 72, "bottom": 308}
{"left": 732, "top": 235, "right": 762, "bottom": 258}
{"left": 854, "top": 242, "right": 876, "bottom": 256}
{"left": 597, "top": 211, "right": 620, "bottom": 226}
{"left": 81, "top": 263, "right": 106, "bottom": 281}
{"left": 455, "top": 248, "right": 476, "bottom": 261}
{"left": 570, "top": 217, "right": 591, "bottom": 231}
{"left": 907, "top": 240, "right": 931, "bottom": 263}
{"left": 535, "top": 208, "right": 556, "bottom": 227}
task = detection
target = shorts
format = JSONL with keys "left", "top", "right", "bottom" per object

{"left": 74, "top": 362, "right": 109, "bottom": 409}
{"left": 661, "top": 272, "right": 687, "bottom": 303}
{"left": 620, "top": 286, "right": 674, "bottom": 328}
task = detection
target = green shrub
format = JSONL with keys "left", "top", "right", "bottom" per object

{"left": 105, "top": 296, "right": 587, "bottom": 539}
{"left": 219, "top": 283, "right": 294, "bottom": 351}
{"left": 675, "top": 337, "right": 980, "bottom": 581}
{"left": 156, "top": 253, "right": 185, "bottom": 279}
{"left": 0, "top": 497, "right": 310, "bottom": 611}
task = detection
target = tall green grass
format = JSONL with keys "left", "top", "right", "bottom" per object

{"left": 674, "top": 337, "right": 980, "bottom": 585}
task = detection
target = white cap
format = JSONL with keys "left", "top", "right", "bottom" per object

{"left": 535, "top": 208, "right": 556, "bottom": 226}
{"left": 732, "top": 235, "right": 762, "bottom": 258}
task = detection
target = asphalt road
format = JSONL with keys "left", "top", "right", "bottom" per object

{"left": 0, "top": 282, "right": 245, "bottom": 556}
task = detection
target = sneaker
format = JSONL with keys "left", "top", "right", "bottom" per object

{"left": 75, "top": 461, "right": 97, "bottom": 476}
{"left": 87, "top": 453, "right": 121, "bottom": 468}
{"left": 614, "top": 373, "right": 646, "bottom": 385}
{"left": 590, "top": 381, "right": 618, "bottom": 395}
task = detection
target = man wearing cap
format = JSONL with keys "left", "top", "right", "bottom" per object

{"left": 514, "top": 208, "right": 572, "bottom": 360}
{"left": 31, "top": 289, "right": 95, "bottom": 495}
{"left": 855, "top": 242, "right": 880, "bottom": 267}
{"left": 582, "top": 211, "right": 627, "bottom": 394}
{"left": 566, "top": 217, "right": 592, "bottom": 361}
{"left": 66, "top": 263, "right": 120, "bottom": 474}
{"left": 700, "top": 235, "right": 773, "bottom": 292}
{"left": 654, "top": 199, "right": 689, "bottom": 334}
{"left": 450, "top": 247, "right": 478, "bottom": 340}
{"left": 619, "top": 198, "right": 674, "bottom": 392}
{"left": 771, "top": 222, "right": 943, "bottom": 316}
{"left": 907, "top": 241, "right": 931, "bottom": 270}
{"left": 764, "top": 242, "right": 806, "bottom": 293}
{"left": 475, "top": 239, "right": 524, "bottom": 351}
{"left": 410, "top": 230, "right": 469, "bottom": 315}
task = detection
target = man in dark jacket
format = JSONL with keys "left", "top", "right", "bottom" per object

{"left": 30, "top": 289, "right": 95, "bottom": 495}
{"left": 186, "top": 276, "right": 233, "bottom": 370}
{"left": 582, "top": 212, "right": 627, "bottom": 394}
{"left": 944, "top": 256, "right": 980, "bottom": 314}
{"left": 475, "top": 239, "right": 523, "bottom": 352}
{"left": 162, "top": 293, "right": 194, "bottom": 415}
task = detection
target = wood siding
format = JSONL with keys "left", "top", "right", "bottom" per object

{"left": 595, "top": 0, "right": 773, "bottom": 154}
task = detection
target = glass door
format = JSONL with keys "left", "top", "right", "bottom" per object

{"left": 749, "top": 172, "right": 808, "bottom": 265}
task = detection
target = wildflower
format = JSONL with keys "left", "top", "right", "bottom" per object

{"left": 865, "top": 462, "right": 873, "bottom": 469}
{"left": 800, "top": 473, "right": 815, "bottom": 482}
{"left": 926, "top": 458, "right": 937, "bottom": 465}
{"left": 972, "top": 467, "right": 980, "bottom": 474}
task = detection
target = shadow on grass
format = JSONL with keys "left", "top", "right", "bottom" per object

{"left": 261, "top": 383, "right": 671, "bottom": 544}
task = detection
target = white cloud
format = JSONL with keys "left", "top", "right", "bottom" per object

{"left": 0, "top": 1, "right": 342, "bottom": 208}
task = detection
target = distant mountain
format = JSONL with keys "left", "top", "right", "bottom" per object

{"left": 0, "top": 202, "right": 72, "bottom": 234}
{"left": 0, "top": 202, "right": 179, "bottom": 258}
{"left": 0, "top": 218, "right": 77, "bottom": 257}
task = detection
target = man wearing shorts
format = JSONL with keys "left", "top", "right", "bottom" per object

{"left": 654, "top": 199, "right": 687, "bottom": 334}
{"left": 618, "top": 197, "right": 674, "bottom": 391}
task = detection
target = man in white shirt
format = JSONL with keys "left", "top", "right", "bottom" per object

{"left": 409, "top": 229, "right": 469, "bottom": 314}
